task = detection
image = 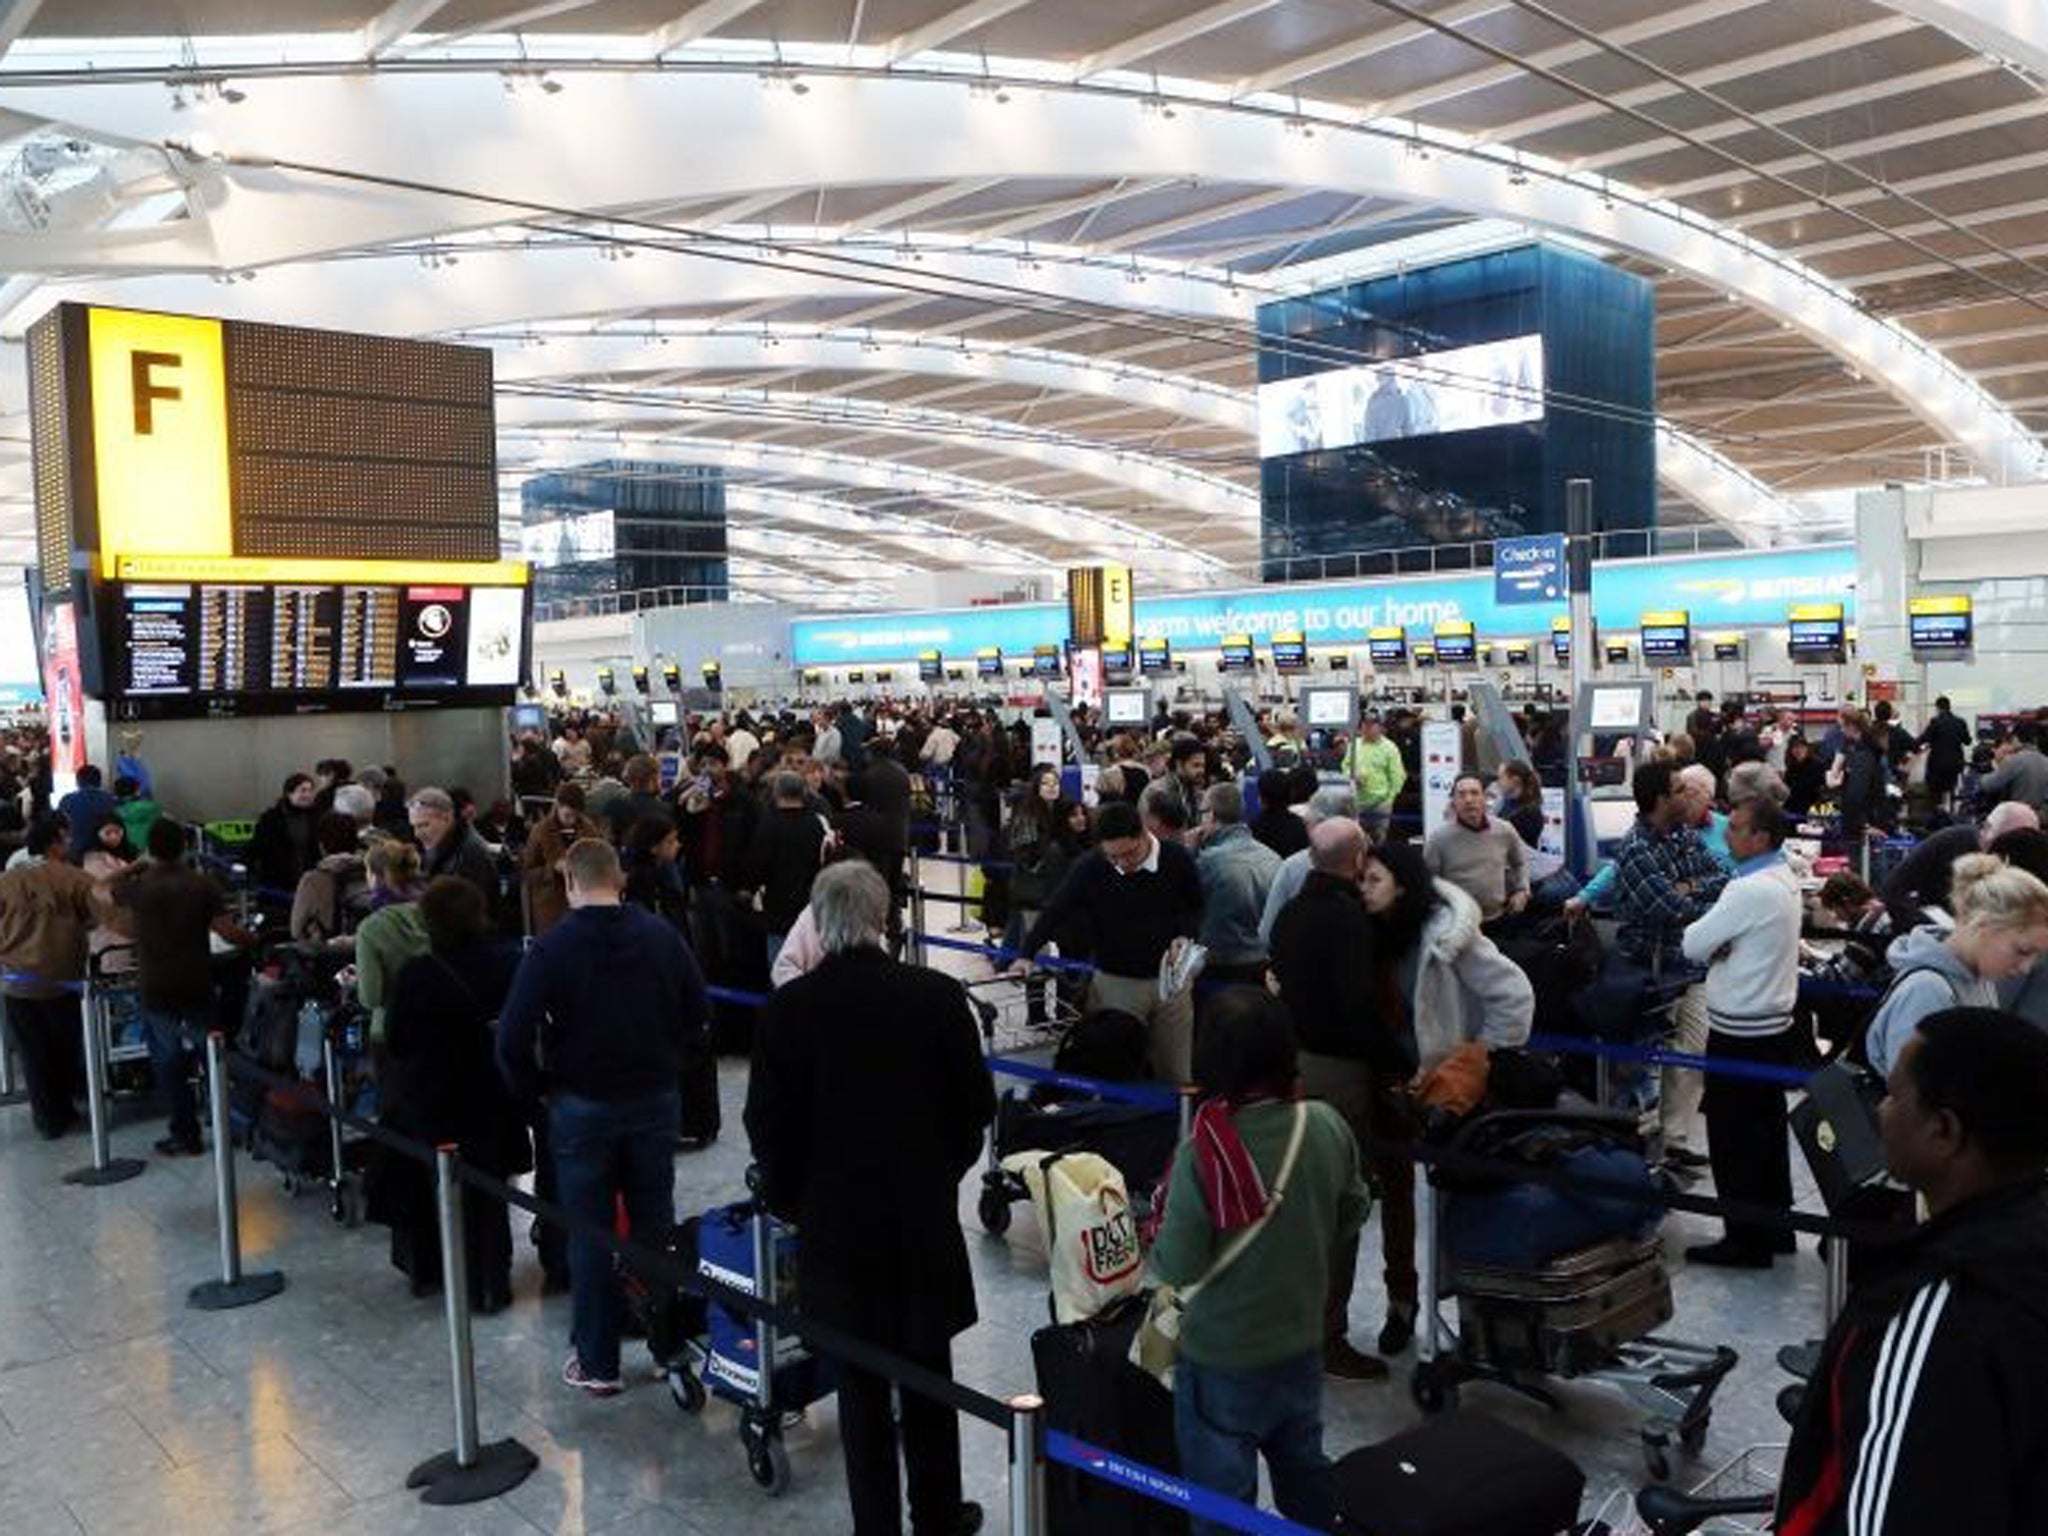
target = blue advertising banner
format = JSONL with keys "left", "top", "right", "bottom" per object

{"left": 790, "top": 544, "right": 1855, "bottom": 666}
{"left": 1494, "top": 533, "right": 1567, "bottom": 605}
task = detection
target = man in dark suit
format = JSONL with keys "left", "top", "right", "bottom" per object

{"left": 746, "top": 860, "right": 995, "bottom": 1536}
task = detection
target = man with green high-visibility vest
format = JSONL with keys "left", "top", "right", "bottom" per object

{"left": 1342, "top": 713, "right": 1406, "bottom": 841}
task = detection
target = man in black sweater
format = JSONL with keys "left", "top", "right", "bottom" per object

{"left": 1777, "top": 1007, "right": 2048, "bottom": 1536}
{"left": 498, "top": 838, "right": 708, "bottom": 1397}
{"left": 1013, "top": 799, "right": 1203, "bottom": 1081}
{"left": 1268, "top": 817, "right": 1404, "bottom": 1379}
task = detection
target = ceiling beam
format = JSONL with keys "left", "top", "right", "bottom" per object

{"left": 385, "top": 0, "right": 607, "bottom": 58}
{"left": 359, "top": 0, "right": 457, "bottom": 59}
{"left": 1479, "top": 16, "right": 1918, "bottom": 149}
{"left": 1573, "top": 55, "right": 1996, "bottom": 176}
{"left": 841, "top": 177, "right": 1004, "bottom": 235}
{"left": 1230, "top": 0, "right": 1508, "bottom": 99}
{"left": 1367, "top": 0, "right": 1763, "bottom": 121}
{"left": 1075, "top": 0, "right": 1284, "bottom": 81}
{"left": 1657, "top": 97, "right": 2048, "bottom": 201}
{"left": 0, "top": 0, "right": 42, "bottom": 63}
{"left": 648, "top": 0, "right": 772, "bottom": 56}
{"left": 1094, "top": 185, "right": 1313, "bottom": 254}
{"left": 881, "top": 0, "right": 1037, "bottom": 65}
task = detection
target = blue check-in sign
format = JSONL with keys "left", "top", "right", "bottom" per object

{"left": 1495, "top": 533, "right": 1567, "bottom": 605}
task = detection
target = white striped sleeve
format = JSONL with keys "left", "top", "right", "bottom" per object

{"left": 1849, "top": 1278, "right": 1953, "bottom": 1536}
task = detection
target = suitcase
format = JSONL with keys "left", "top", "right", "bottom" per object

{"left": 1450, "top": 1240, "right": 1674, "bottom": 1379}
{"left": 1030, "top": 1293, "right": 1187, "bottom": 1536}
{"left": 693, "top": 1202, "right": 832, "bottom": 1413}
{"left": 1440, "top": 1145, "right": 1660, "bottom": 1268}
{"left": 1334, "top": 1409, "right": 1585, "bottom": 1536}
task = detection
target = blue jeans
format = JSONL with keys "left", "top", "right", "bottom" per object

{"left": 550, "top": 1089, "right": 679, "bottom": 1379}
{"left": 142, "top": 1004, "right": 212, "bottom": 1144}
{"left": 1174, "top": 1350, "right": 1334, "bottom": 1536}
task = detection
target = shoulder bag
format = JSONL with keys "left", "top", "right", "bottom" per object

{"left": 1129, "top": 1100, "right": 1310, "bottom": 1388}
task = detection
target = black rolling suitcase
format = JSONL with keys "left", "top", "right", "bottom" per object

{"left": 1030, "top": 1293, "right": 1187, "bottom": 1536}
{"left": 1334, "top": 1410, "right": 1584, "bottom": 1536}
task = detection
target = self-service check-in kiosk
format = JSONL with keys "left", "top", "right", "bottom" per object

{"left": 1571, "top": 678, "right": 1657, "bottom": 878}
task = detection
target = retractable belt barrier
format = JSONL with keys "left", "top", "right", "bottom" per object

{"left": 216, "top": 1046, "right": 1015, "bottom": 1432}
{"left": 983, "top": 1056, "right": 1182, "bottom": 1112}
{"left": 1524, "top": 1032, "right": 1813, "bottom": 1089}
{"left": 1047, "top": 1432, "right": 1328, "bottom": 1536}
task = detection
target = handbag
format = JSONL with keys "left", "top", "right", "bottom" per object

{"left": 1129, "top": 1100, "right": 1309, "bottom": 1388}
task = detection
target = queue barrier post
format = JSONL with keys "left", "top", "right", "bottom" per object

{"left": 321, "top": 1035, "right": 352, "bottom": 1224}
{"left": 406, "top": 1145, "right": 538, "bottom": 1505}
{"left": 0, "top": 1017, "right": 18, "bottom": 1103}
{"left": 1824, "top": 1234, "right": 1851, "bottom": 1328}
{"left": 910, "top": 868, "right": 931, "bottom": 967}
{"left": 63, "top": 978, "right": 146, "bottom": 1187}
{"left": 1007, "top": 1395, "right": 1047, "bottom": 1536}
{"left": 187, "top": 1032, "right": 286, "bottom": 1310}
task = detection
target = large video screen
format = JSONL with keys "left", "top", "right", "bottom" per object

{"left": 522, "top": 512, "right": 616, "bottom": 569}
{"left": 107, "top": 580, "right": 526, "bottom": 714}
{"left": 1257, "top": 334, "right": 1544, "bottom": 459}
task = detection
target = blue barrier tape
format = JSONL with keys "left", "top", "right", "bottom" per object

{"left": 916, "top": 853, "right": 1014, "bottom": 871}
{"left": 1, "top": 971, "right": 84, "bottom": 996}
{"left": 918, "top": 931, "right": 1097, "bottom": 977}
{"left": 1526, "top": 1032, "right": 1812, "bottom": 1087}
{"left": 1045, "top": 1432, "right": 1329, "bottom": 1536}
{"left": 1798, "top": 977, "right": 1885, "bottom": 1005}
{"left": 707, "top": 984, "right": 771, "bottom": 1009}
{"left": 985, "top": 1055, "right": 1181, "bottom": 1112}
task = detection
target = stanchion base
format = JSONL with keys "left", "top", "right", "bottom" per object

{"left": 63, "top": 1157, "right": 147, "bottom": 1186}
{"left": 407, "top": 1439, "right": 539, "bottom": 1504}
{"left": 187, "top": 1270, "right": 287, "bottom": 1311}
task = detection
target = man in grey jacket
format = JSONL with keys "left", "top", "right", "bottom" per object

{"left": 1980, "top": 736, "right": 2048, "bottom": 814}
{"left": 1195, "top": 781, "right": 1282, "bottom": 987}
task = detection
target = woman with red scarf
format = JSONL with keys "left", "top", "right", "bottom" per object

{"left": 1148, "top": 990, "right": 1370, "bottom": 1536}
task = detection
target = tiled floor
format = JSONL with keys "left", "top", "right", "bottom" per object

{"left": 0, "top": 947, "right": 1815, "bottom": 1535}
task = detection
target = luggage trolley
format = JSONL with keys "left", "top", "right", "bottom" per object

{"left": 1411, "top": 1106, "right": 1738, "bottom": 1481}
{"left": 1588, "top": 1443, "right": 1781, "bottom": 1534}
{"left": 84, "top": 947, "right": 151, "bottom": 1098}
{"left": 661, "top": 1197, "right": 833, "bottom": 1497}
{"left": 964, "top": 975, "right": 1186, "bottom": 1238}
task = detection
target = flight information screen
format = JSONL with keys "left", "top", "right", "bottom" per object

{"left": 111, "top": 580, "right": 524, "bottom": 714}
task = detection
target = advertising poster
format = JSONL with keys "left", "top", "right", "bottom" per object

{"left": 1030, "top": 717, "right": 1065, "bottom": 771}
{"left": 42, "top": 601, "right": 85, "bottom": 787}
{"left": 1420, "top": 719, "right": 1463, "bottom": 834}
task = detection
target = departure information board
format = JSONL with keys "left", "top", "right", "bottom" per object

{"left": 112, "top": 580, "right": 524, "bottom": 713}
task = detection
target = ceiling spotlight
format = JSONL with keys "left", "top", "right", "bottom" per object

{"left": 1507, "top": 164, "right": 1529, "bottom": 187}
{"left": 217, "top": 82, "right": 247, "bottom": 104}
{"left": 1406, "top": 136, "right": 1430, "bottom": 161}
{"left": 757, "top": 66, "right": 808, "bottom": 95}
{"left": 970, "top": 78, "right": 1010, "bottom": 105}
{"left": 168, "top": 84, "right": 189, "bottom": 111}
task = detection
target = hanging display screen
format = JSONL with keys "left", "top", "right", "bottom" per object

{"left": 1139, "top": 637, "right": 1173, "bottom": 674}
{"left": 1258, "top": 334, "right": 1545, "bottom": 458}
{"left": 1640, "top": 610, "right": 1692, "bottom": 663}
{"left": 1271, "top": 632, "right": 1309, "bottom": 671}
{"left": 1368, "top": 627, "right": 1407, "bottom": 665}
{"left": 108, "top": 579, "right": 526, "bottom": 715}
{"left": 918, "top": 650, "right": 944, "bottom": 681}
{"left": 1788, "top": 604, "right": 1847, "bottom": 663}
{"left": 1433, "top": 621, "right": 1477, "bottom": 665}
{"left": 1908, "top": 596, "right": 1972, "bottom": 654}
{"left": 1031, "top": 645, "right": 1063, "bottom": 678}
{"left": 976, "top": 648, "right": 1004, "bottom": 678}
{"left": 1219, "top": 634, "right": 1255, "bottom": 672}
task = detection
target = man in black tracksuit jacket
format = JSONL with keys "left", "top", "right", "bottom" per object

{"left": 1776, "top": 1006, "right": 2048, "bottom": 1536}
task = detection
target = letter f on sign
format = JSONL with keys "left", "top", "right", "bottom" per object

{"left": 131, "top": 350, "right": 183, "bottom": 434}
